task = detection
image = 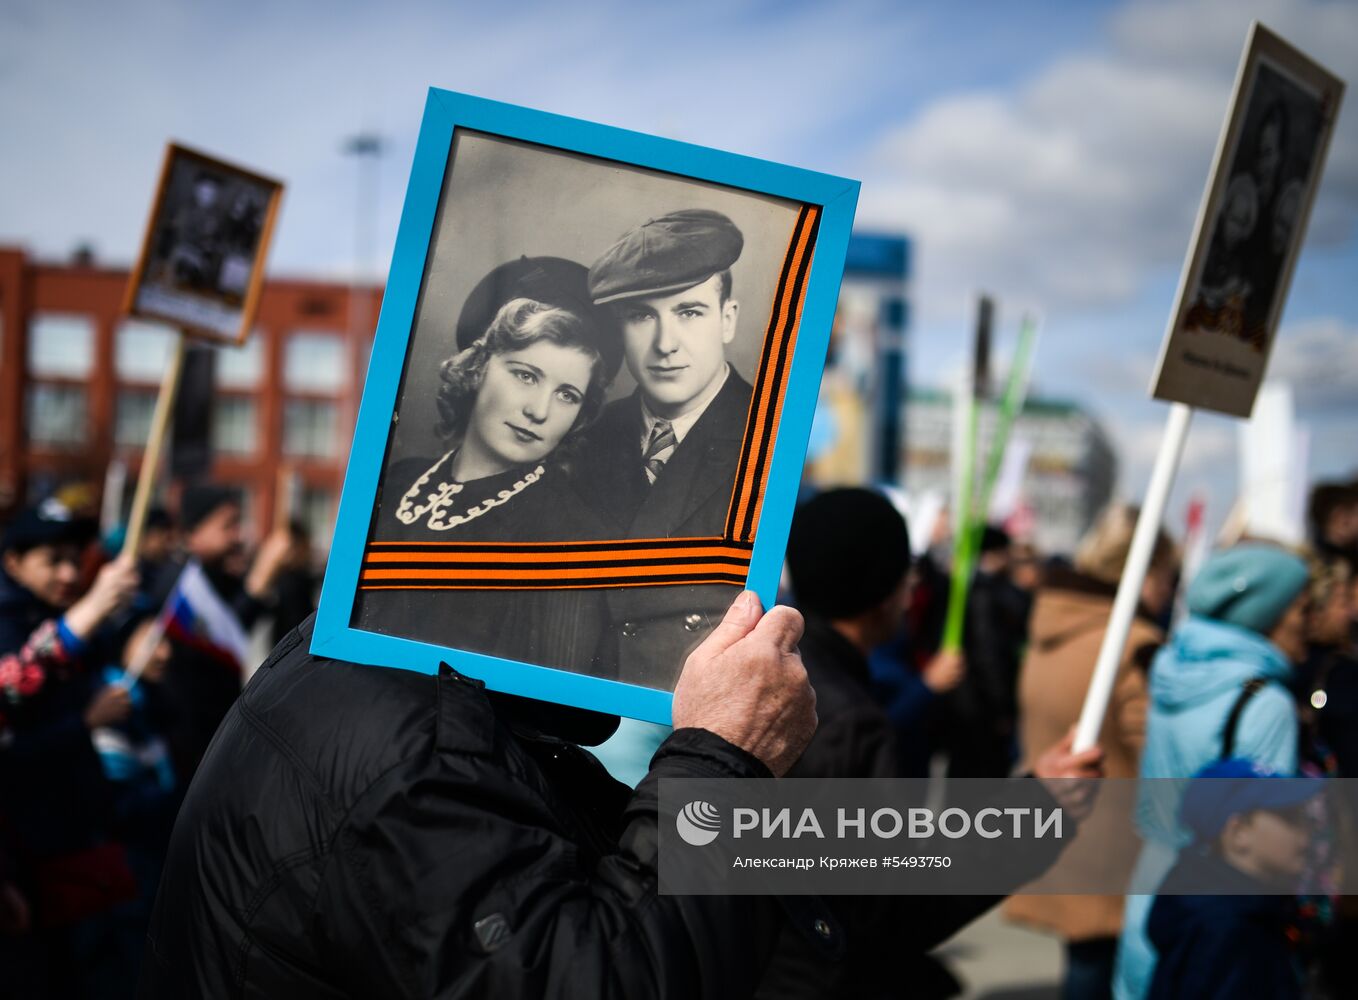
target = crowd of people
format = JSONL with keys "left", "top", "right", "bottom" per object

{"left": 0, "top": 487, "right": 313, "bottom": 997}
{"left": 1, "top": 471, "right": 1357, "bottom": 998}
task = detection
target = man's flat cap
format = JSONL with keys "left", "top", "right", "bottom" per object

{"left": 589, "top": 209, "right": 743, "bottom": 305}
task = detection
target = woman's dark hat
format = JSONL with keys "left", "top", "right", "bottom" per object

{"left": 180, "top": 484, "right": 240, "bottom": 533}
{"left": 455, "top": 256, "right": 622, "bottom": 382}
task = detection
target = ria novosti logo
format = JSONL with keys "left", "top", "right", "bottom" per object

{"left": 676, "top": 800, "right": 722, "bottom": 846}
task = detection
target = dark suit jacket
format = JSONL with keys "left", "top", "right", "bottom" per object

{"left": 573, "top": 372, "right": 752, "bottom": 689}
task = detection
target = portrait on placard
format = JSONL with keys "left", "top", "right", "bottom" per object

{"left": 1182, "top": 61, "right": 1326, "bottom": 352}
{"left": 124, "top": 144, "right": 283, "bottom": 344}
{"left": 349, "top": 128, "right": 818, "bottom": 693}
{"left": 1151, "top": 24, "right": 1344, "bottom": 418}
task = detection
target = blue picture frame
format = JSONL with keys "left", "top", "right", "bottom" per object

{"left": 313, "top": 88, "right": 859, "bottom": 724}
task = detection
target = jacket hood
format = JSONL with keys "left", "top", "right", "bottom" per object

{"left": 1149, "top": 615, "right": 1291, "bottom": 713}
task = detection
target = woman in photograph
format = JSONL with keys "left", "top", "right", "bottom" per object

{"left": 354, "top": 256, "right": 622, "bottom": 677}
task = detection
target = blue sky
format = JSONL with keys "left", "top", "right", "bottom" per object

{"left": 1, "top": 0, "right": 1354, "bottom": 543}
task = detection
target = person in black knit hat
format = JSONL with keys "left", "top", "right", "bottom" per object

{"left": 945, "top": 523, "right": 1032, "bottom": 779}
{"left": 756, "top": 488, "right": 1104, "bottom": 1000}
{"left": 144, "top": 484, "right": 300, "bottom": 783}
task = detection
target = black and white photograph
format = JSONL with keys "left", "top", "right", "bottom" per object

{"left": 125, "top": 144, "right": 282, "bottom": 343}
{"left": 350, "top": 128, "right": 812, "bottom": 690}
{"left": 1182, "top": 59, "right": 1326, "bottom": 351}
{"left": 1152, "top": 22, "right": 1343, "bottom": 418}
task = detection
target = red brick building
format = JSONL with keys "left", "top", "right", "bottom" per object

{"left": 0, "top": 247, "right": 381, "bottom": 548}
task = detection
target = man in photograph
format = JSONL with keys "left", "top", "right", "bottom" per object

{"left": 167, "top": 172, "right": 227, "bottom": 291}
{"left": 575, "top": 208, "right": 753, "bottom": 687}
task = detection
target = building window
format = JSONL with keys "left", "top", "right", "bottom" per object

{"left": 27, "top": 384, "right": 87, "bottom": 448}
{"left": 212, "top": 397, "right": 258, "bottom": 456}
{"left": 283, "top": 400, "right": 337, "bottom": 458}
{"left": 284, "top": 332, "right": 345, "bottom": 393}
{"left": 29, "top": 314, "right": 94, "bottom": 378}
{"left": 218, "top": 335, "right": 263, "bottom": 389}
{"left": 114, "top": 390, "right": 157, "bottom": 448}
{"left": 115, "top": 320, "right": 175, "bottom": 382}
{"left": 296, "top": 485, "right": 336, "bottom": 550}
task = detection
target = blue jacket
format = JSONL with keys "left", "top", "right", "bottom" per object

{"left": 1147, "top": 848, "right": 1299, "bottom": 1000}
{"left": 1137, "top": 615, "right": 1298, "bottom": 847}
{"left": 0, "top": 566, "right": 57, "bottom": 657}
{"left": 0, "top": 569, "right": 120, "bottom": 860}
{"left": 1116, "top": 615, "right": 1298, "bottom": 1000}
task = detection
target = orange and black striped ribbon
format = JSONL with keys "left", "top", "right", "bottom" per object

{"left": 361, "top": 538, "right": 753, "bottom": 590}
{"left": 360, "top": 203, "right": 820, "bottom": 591}
{"left": 725, "top": 203, "right": 819, "bottom": 543}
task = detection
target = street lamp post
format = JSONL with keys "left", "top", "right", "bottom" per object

{"left": 341, "top": 131, "right": 383, "bottom": 462}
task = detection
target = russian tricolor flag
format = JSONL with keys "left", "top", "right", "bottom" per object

{"left": 163, "top": 561, "right": 250, "bottom": 675}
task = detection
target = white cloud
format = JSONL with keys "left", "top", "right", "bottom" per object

{"left": 1120, "top": 413, "right": 1237, "bottom": 479}
{"left": 859, "top": 0, "right": 1358, "bottom": 326}
{"left": 0, "top": 0, "right": 924, "bottom": 277}
{"left": 1269, "top": 317, "right": 1358, "bottom": 408}
{"left": 1103, "top": 313, "right": 1358, "bottom": 542}
{"left": 1108, "top": 411, "right": 1240, "bottom": 541}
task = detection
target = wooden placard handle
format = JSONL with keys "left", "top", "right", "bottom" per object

{"left": 121, "top": 334, "right": 187, "bottom": 559}
{"left": 274, "top": 462, "right": 300, "bottom": 533}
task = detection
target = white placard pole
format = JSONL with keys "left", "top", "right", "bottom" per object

{"left": 1073, "top": 402, "right": 1193, "bottom": 751}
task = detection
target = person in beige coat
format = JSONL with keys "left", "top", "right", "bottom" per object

{"left": 1004, "top": 506, "right": 1178, "bottom": 1000}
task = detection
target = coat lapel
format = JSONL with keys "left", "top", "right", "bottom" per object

{"left": 579, "top": 394, "right": 648, "bottom": 534}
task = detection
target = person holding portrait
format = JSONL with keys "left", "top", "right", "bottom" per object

{"left": 354, "top": 256, "right": 619, "bottom": 677}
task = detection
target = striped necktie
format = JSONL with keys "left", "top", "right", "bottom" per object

{"left": 643, "top": 419, "right": 677, "bottom": 485}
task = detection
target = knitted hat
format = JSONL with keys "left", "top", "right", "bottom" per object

{"left": 786, "top": 488, "right": 911, "bottom": 620}
{"left": 180, "top": 484, "right": 239, "bottom": 533}
{"left": 1187, "top": 544, "right": 1310, "bottom": 636}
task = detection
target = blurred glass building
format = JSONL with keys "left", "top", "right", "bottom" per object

{"left": 803, "top": 232, "right": 910, "bottom": 486}
{"left": 902, "top": 388, "right": 1117, "bottom": 556}
{"left": 802, "top": 232, "right": 1115, "bottom": 556}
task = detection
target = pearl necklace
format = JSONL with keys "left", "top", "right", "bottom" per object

{"left": 395, "top": 450, "right": 545, "bottom": 531}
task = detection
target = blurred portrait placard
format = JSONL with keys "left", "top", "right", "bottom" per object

{"left": 123, "top": 143, "right": 283, "bottom": 344}
{"left": 1151, "top": 23, "right": 1344, "bottom": 418}
{"left": 313, "top": 90, "right": 858, "bottom": 723}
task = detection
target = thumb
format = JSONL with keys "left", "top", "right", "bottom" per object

{"left": 748, "top": 604, "right": 805, "bottom": 654}
{"left": 689, "top": 590, "right": 762, "bottom": 663}
{"left": 1067, "top": 745, "right": 1104, "bottom": 768}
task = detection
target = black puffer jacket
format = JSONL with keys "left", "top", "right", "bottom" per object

{"left": 759, "top": 616, "right": 1067, "bottom": 1000}
{"left": 139, "top": 616, "right": 789, "bottom": 998}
